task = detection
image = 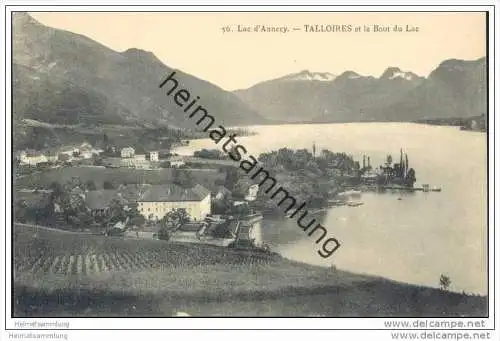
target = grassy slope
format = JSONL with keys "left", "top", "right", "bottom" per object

{"left": 15, "top": 167, "right": 225, "bottom": 189}
{"left": 13, "top": 224, "right": 487, "bottom": 317}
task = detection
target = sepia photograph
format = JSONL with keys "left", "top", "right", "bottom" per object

{"left": 5, "top": 6, "right": 494, "bottom": 330}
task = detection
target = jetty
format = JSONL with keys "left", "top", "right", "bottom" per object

{"left": 380, "top": 184, "right": 442, "bottom": 192}
{"left": 344, "top": 184, "right": 442, "bottom": 193}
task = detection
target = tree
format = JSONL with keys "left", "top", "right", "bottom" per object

{"left": 68, "top": 176, "right": 83, "bottom": 189}
{"left": 126, "top": 202, "right": 145, "bottom": 227}
{"left": 173, "top": 169, "right": 194, "bottom": 188}
{"left": 386, "top": 154, "right": 393, "bottom": 166}
{"left": 161, "top": 208, "right": 190, "bottom": 232}
{"left": 439, "top": 274, "right": 451, "bottom": 291}
{"left": 106, "top": 199, "right": 128, "bottom": 225}
{"left": 49, "top": 182, "right": 64, "bottom": 199}
{"left": 85, "top": 180, "right": 97, "bottom": 191}
{"left": 405, "top": 168, "right": 417, "bottom": 187}
{"left": 158, "top": 208, "right": 190, "bottom": 241}
{"left": 157, "top": 226, "right": 171, "bottom": 241}
{"left": 93, "top": 158, "right": 103, "bottom": 166}
{"left": 103, "top": 133, "right": 109, "bottom": 148}
{"left": 224, "top": 166, "right": 238, "bottom": 191}
{"left": 193, "top": 149, "right": 226, "bottom": 159}
{"left": 103, "top": 180, "right": 116, "bottom": 190}
{"left": 14, "top": 200, "right": 29, "bottom": 223}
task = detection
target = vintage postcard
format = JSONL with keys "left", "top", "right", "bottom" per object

{"left": 3, "top": 3, "right": 498, "bottom": 339}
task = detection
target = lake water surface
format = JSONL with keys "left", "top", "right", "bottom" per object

{"left": 174, "top": 123, "right": 488, "bottom": 295}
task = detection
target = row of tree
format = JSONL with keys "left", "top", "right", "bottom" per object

{"left": 14, "top": 177, "right": 145, "bottom": 233}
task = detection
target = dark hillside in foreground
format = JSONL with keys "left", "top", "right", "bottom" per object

{"left": 13, "top": 224, "right": 487, "bottom": 317}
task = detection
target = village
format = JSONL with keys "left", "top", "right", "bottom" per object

{"left": 14, "top": 136, "right": 433, "bottom": 255}
{"left": 14, "top": 141, "right": 267, "bottom": 251}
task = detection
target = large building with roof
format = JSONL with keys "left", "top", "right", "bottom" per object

{"left": 137, "top": 184, "right": 211, "bottom": 221}
{"left": 121, "top": 147, "right": 135, "bottom": 158}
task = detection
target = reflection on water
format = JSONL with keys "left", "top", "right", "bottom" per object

{"left": 174, "top": 123, "right": 487, "bottom": 295}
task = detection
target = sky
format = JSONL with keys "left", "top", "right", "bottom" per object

{"left": 30, "top": 12, "right": 486, "bottom": 91}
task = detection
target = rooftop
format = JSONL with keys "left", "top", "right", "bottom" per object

{"left": 139, "top": 184, "right": 210, "bottom": 202}
{"left": 85, "top": 190, "right": 127, "bottom": 210}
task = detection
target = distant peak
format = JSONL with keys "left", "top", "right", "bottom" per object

{"left": 380, "top": 67, "right": 402, "bottom": 78}
{"left": 281, "top": 70, "right": 336, "bottom": 82}
{"left": 439, "top": 58, "right": 463, "bottom": 67}
{"left": 380, "top": 67, "right": 419, "bottom": 81}
{"left": 438, "top": 57, "right": 485, "bottom": 68}
{"left": 12, "top": 12, "right": 40, "bottom": 27}
{"left": 338, "top": 70, "right": 362, "bottom": 80}
{"left": 121, "top": 48, "right": 163, "bottom": 65}
{"left": 122, "top": 48, "right": 154, "bottom": 56}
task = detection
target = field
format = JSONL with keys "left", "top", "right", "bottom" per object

{"left": 15, "top": 166, "right": 225, "bottom": 189}
{"left": 13, "top": 224, "right": 488, "bottom": 317}
{"left": 14, "top": 224, "right": 277, "bottom": 276}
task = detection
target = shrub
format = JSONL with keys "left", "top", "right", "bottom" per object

{"left": 439, "top": 274, "right": 451, "bottom": 291}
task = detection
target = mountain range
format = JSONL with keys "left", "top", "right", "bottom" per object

{"left": 234, "top": 59, "right": 486, "bottom": 123}
{"left": 13, "top": 12, "right": 487, "bottom": 132}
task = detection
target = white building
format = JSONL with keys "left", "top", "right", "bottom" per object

{"left": 121, "top": 147, "right": 135, "bottom": 158}
{"left": 46, "top": 152, "right": 59, "bottom": 163}
{"left": 137, "top": 184, "right": 211, "bottom": 221}
{"left": 120, "top": 158, "right": 151, "bottom": 169}
{"left": 80, "top": 150, "right": 93, "bottom": 159}
{"left": 167, "top": 156, "right": 186, "bottom": 168}
{"left": 245, "top": 184, "right": 259, "bottom": 201}
{"left": 134, "top": 154, "right": 146, "bottom": 161}
{"left": 18, "top": 151, "right": 48, "bottom": 166}
{"left": 149, "top": 151, "right": 159, "bottom": 162}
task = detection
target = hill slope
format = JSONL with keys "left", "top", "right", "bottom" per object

{"left": 373, "top": 58, "right": 487, "bottom": 121}
{"left": 13, "top": 13, "right": 265, "bottom": 128}
{"left": 13, "top": 224, "right": 487, "bottom": 317}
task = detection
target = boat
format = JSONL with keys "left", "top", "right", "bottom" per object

{"left": 431, "top": 187, "right": 442, "bottom": 192}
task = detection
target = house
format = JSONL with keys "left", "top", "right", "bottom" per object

{"left": 361, "top": 169, "right": 380, "bottom": 184}
{"left": 46, "top": 151, "right": 59, "bottom": 163}
{"left": 19, "top": 150, "right": 49, "bottom": 166}
{"left": 85, "top": 190, "right": 127, "bottom": 215}
{"left": 121, "top": 147, "right": 135, "bottom": 158}
{"left": 149, "top": 151, "right": 159, "bottom": 162}
{"left": 80, "top": 142, "right": 92, "bottom": 149}
{"left": 116, "top": 184, "right": 151, "bottom": 203}
{"left": 167, "top": 155, "right": 186, "bottom": 168}
{"left": 137, "top": 184, "right": 211, "bottom": 221}
{"left": 102, "top": 157, "right": 122, "bottom": 168}
{"left": 121, "top": 157, "right": 151, "bottom": 169}
{"left": 244, "top": 184, "right": 259, "bottom": 201}
{"left": 80, "top": 149, "right": 93, "bottom": 159}
{"left": 76, "top": 143, "right": 100, "bottom": 159}
{"left": 214, "top": 185, "right": 232, "bottom": 200}
{"left": 124, "top": 224, "right": 161, "bottom": 239}
{"left": 134, "top": 154, "right": 146, "bottom": 161}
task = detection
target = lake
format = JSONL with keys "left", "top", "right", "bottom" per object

{"left": 173, "top": 123, "right": 488, "bottom": 295}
